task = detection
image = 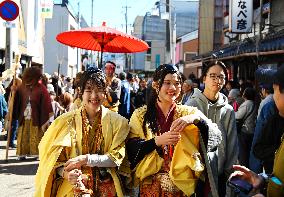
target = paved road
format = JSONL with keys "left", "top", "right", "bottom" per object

{"left": 0, "top": 132, "right": 38, "bottom": 197}
{"left": 0, "top": 132, "right": 138, "bottom": 197}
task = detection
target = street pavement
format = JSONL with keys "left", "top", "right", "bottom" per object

{"left": 0, "top": 131, "right": 38, "bottom": 197}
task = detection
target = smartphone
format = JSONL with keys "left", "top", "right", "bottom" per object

{"left": 271, "top": 176, "right": 283, "bottom": 185}
{"left": 228, "top": 177, "right": 253, "bottom": 194}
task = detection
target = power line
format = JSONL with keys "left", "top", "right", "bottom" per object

{"left": 135, "top": 0, "right": 155, "bottom": 16}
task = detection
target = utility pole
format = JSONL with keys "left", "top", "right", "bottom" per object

{"left": 5, "top": 25, "right": 12, "bottom": 70}
{"left": 90, "top": 0, "right": 94, "bottom": 68}
{"left": 256, "top": 0, "right": 263, "bottom": 65}
{"left": 77, "top": 0, "right": 81, "bottom": 73}
{"left": 165, "top": 0, "right": 171, "bottom": 64}
{"left": 123, "top": 1, "right": 131, "bottom": 71}
{"left": 91, "top": 0, "right": 94, "bottom": 27}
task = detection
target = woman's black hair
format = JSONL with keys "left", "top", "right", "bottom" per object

{"left": 79, "top": 68, "right": 107, "bottom": 97}
{"left": 142, "top": 64, "right": 183, "bottom": 137}
{"left": 242, "top": 87, "right": 256, "bottom": 101}
{"left": 201, "top": 60, "right": 228, "bottom": 84}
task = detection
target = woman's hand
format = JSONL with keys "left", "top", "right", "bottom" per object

{"left": 64, "top": 155, "right": 87, "bottom": 171}
{"left": 64, "top": 169, "right": 82, "bottom": 185}
{"left": 170, "top": 114, "right": 201, "bottom": 133}
{"left": 155, "top": 131, "right": 181, "bottom": 146}
{"left": 230, "top": 165, "right": 264, "bottom": 189}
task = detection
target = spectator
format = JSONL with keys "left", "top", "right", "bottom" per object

{"left": 250, "top": 99, "right": 276, "bottom": 173}
{"left": 126, "top": 73, "right": 136, "bottom": 116}
{"left": 4, "top": 77, "right": 22, "bottom": 148}
{"left": 64, "top": 77, "right": 74, "bottom": 95}
{"left": 118, "top": 72, "right": 131, "bottom": 119}
{"left": 186, "top": 60, "right": 238, "bottom": 197}
{"left": 253, "top": 66, "right": 284, "bottom": 173}
{"left": 134, "top": 78, "right": 147, "bottom": 108}
{"left": 230, "top": 66, "right": 284, "bottom": 197}
{"left": 235, "top": 87, "right": 257, "bottom": 167}
{"left": 58, "top": 92, "right": 74, "bottom": 113}
{"left": 228, "top": 89, "right": 243, "bottom": 112}
{"left": 51, "top": 76, "right": 62, "bottom": 97}
{"left": 70, "top": 72, "right": 83, "bottom": 111}
{"left": 249, "top": 83, "right": 275, "bottom": 173}
{"left": 49, "top": 91, "right": 64, "bottom": 124}
{"left": 103, "top": 61, "right": 121, "bottom": 112}
{"left": 181, "top": 79, "right": 194, "bottom": 104}
{"left": 0, "top": 93, "right": 7, "bottom": 135}
{"left": 13, "top": 67, "right": 53, "bottom": 160}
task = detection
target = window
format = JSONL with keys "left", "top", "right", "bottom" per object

{"left": 146, "top": 54, "right": 151, "bottom": 62}
{"left": 184, "top": 52, "right": 197, "bottom": 62}
{"left": 146, "top": 41, "right": 152, "bottom": 54}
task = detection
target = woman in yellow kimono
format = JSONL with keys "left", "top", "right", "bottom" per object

{"left": 126, "top": 64, "right": 222, "bottom": 196}
{"left": 35, "top": 68, "right": 130, "bottom": 197}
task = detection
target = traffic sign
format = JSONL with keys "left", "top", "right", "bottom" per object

{"left": 0, "top": 0, "right": 19, "bottom": 21}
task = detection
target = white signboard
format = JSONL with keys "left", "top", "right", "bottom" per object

{"left": 229, "top": 0, "right": 253, "bottom": 33}
{"left": 40, "top": 0, "right": 53, "bottom": 19}
{"left": 3, "top": 22, "right": 16, "bottom": 28}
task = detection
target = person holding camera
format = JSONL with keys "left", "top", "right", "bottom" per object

{"left": 229, "top": 66, "right": 284, "bottom": 197}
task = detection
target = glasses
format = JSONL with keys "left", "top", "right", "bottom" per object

{"left": 208, "top": 73, "right": 226, "bottom": 81}
{"left": 162, "top": 80, "right": 181, "bottom": 88}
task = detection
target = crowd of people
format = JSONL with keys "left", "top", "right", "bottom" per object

{"left": 0, "top": 60, "right": 284, "bottom": 197}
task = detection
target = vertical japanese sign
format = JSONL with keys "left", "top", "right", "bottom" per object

{"left": 229, "top": 0, "right": 253, "bottom": 33}
{"left": 40, "top": 0, "right": 53, "bottom": 18}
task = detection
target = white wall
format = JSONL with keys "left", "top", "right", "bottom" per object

{"left": 22, "top": 0, "right": 44, "bottom": 64}
{"left": 44, "top": 4, "right": 81, "bottom": 77}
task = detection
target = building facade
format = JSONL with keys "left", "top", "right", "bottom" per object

{"left": 131, "top": 16, "right": 146, "bottom": 72}
{"left": 176, "top": 30, "right": 200, "bottom": 78}
{"left": 138, "top": 0, "right": 199, "bottom": 71}
{"left": 0, "top": 0, "right": 45, "bottom": 73}
{"left": 44, "top": 0, "right": 87, "bottom": 77}
{"left": 191, "top": 0, "right": 284, "bottom": 81}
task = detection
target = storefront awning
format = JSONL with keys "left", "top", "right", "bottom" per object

{"left": 192, "top": 29, "right": 284, "bottom": 62}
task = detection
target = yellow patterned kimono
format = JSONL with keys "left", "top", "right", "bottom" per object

{"left": 129, "top": 105, "right": 205, "bottom": 196}
{"left": 35, "top": 106, "right": 130, "bottom": 197}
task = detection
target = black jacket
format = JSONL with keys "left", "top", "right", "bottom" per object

{"left": 253, "top": 113, "right": 284, "bottom": 173}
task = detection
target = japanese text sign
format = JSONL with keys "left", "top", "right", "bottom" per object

{"left": 40, "top": 0, "right": 53, "bottom": 19}
{"left": 229, "top": 0, "right": 253, "bottom": 33}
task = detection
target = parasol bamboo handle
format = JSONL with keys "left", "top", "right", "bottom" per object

{"left": 5, "top": 54, "right": 20, "bottom": 161}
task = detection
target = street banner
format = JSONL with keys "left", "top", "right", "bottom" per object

{"left": 229, "top": 0, "right": 253, "bottom": 33}
{"left": 40, "top": 0, "right": 53, "bottom": 19}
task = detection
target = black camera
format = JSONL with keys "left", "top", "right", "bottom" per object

{"left": 227, "top": 177, "right": 253, "bottom": 197}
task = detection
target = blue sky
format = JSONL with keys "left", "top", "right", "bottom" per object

{"left": 70, "top": 0, "right": 157, "bottom": 32}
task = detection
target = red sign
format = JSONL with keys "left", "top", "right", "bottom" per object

{"left": 0, "top": 0, "right": 19, "bottom": 21}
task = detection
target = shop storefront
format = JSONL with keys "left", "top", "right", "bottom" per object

{"left": 191, "top": 29, "right": 284, "bottom": 81}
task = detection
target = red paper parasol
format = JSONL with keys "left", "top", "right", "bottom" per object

{"left": 56, "top": 22, "right": 149, "bottom": 67}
